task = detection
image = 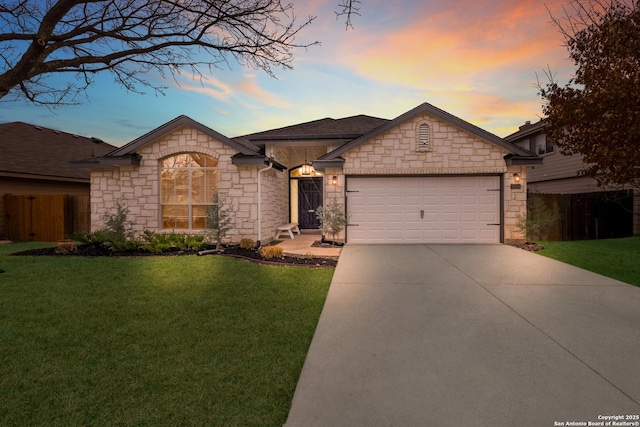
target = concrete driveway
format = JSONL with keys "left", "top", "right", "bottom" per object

{"left": 284, "top": 244, "right": 640, "bottom": 427}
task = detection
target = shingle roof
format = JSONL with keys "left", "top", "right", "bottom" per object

{"left": 0, "top": 122, "right": 116, "bottom": 181}
{"left": 108, "top": 115, "right": 260, "bottom": 157}
{"left": 235, "top": 115, "right": 389, "bottom": 142}
{"left": 504, "top": 119, "right": 546, "bottom": 142}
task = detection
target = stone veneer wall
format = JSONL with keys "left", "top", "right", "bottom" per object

{"left": 260, "top": 144, "right": 289, "bottom": 242}
{"left": 90, "top": 126, "right": 289, "bottom": 243}
{"left": 322, "top": 112, "right": 527, "bottom": 243}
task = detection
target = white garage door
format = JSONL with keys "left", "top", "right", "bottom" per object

{"left": 347, "top": 176, "right": 501, "bottom": 244}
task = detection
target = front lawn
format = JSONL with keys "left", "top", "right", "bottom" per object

{"left": 537, "top": 237, "right": 640, "bottom": 287}
{"left": 0, "top": 242, "right": 333, "bottom": 426}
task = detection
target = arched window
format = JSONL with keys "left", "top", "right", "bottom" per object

{"left": 161, "top": 153, "right": 218, "bottom": 229}
{"left": 417, "top": 123, "right": 430, "bottom": 151}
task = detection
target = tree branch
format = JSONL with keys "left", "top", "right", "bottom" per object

{"left": 0, "top": 0, "right": 319, "bottom": 104}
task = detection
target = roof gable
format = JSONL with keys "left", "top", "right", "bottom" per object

{"left": 0, "top": 121, "right": 116, "bottom": 181}
{"left": 319, "top": 102, "right": 536, "bottom": 161}
{"left": 109, "top": 115, "right": 260, "bottom": 157}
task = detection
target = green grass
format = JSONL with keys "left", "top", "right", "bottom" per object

{"left": 0, "top": 243, "right": 333, "bottom": 426}
{"left": 537, "top": 237, "right": 640, "bottom": 287}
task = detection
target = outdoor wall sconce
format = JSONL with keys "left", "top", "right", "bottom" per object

{"left": 511, "top": 173, "right": 522, "bottom": 190}
{"left": 331, "top": 175, "right": 338, "bottom": 186}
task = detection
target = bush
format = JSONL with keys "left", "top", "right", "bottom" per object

{"left": 316, "top": 199, "right": 348, "bottom": 245}
{"left": 74, "top": 201, "right": 139, "bottom": 252}
{"left": 260, "top": 246, "right": 283, "bottom": 259}
{"left": 240, "top": 238, "right": 255, "bottom": 250}
{"left": 206, "top": 192, "right": 234, "bottom": 250}
{"left": 140, "top": 231, "right": 205, "bottom": 253}
{"left": 516, "top": 192, "right": 561, "bottom": 242}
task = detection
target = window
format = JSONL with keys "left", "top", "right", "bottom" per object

{"left": 161, "top": 153, "right": 218, "bottom": 229}
{"left": 534, "top": 134, "right": 554, "bottom": 155}
{"left": 417, "top": 123, "right": 430, "bottom": 151}
{"left": 519, "top": 134, "right": 554, "bottom": 155}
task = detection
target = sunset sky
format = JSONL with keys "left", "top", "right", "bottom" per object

{"left": 0, "top": 0, "right": 575, "bottom": 146}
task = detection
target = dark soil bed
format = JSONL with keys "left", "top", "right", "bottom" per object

{"left": 510, "top": 242, "right": 546, "bottom": 252}
{"left": 11, "top": 244, "right": 338, "bottom": 268}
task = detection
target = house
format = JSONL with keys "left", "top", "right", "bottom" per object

{"left": 74, "top": 102, "right": 541, "bottom": 245}
{"left": 0, "top": 122, "right": 116, "bottom": 241}
{"left": 505, "top": 120, "right": 639, "bottom": 239}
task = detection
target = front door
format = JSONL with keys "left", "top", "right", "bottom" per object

{"left": 298, "top": 178, "right": 323, "bottom": 229}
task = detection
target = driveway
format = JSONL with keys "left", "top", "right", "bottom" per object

{"left": 284, "top": 245, "right": 640, "bottom": 427}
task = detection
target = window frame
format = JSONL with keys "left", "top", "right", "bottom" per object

{"left": 534, "top": 133, "right": 555, "bottom": 156}
{"left": 160, "top": 153, "right": 218, "bottom": 230}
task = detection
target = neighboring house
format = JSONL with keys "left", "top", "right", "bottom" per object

{"left": 0, "top": 122, "right": 116, "bottom": 240}
{"left": 74, "top": 102, "right": 540, "bottom": 245}
{"left": 505, "top": 120, "right": 639, "bottom": 239}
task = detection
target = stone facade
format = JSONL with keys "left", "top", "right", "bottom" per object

{"left": 89, "top": 110, "right": 530, "bottom": 245}
{"left": 321, "top": 112, "right": 527, "bottom": 243}
{"left": 90, "top": 126, "right": 289, "bottom": 243}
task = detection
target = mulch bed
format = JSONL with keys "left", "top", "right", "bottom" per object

{"left": 510, "top": 242, "right": 546, "bottom": 252}
{"left": 11, "top": 244, "right": 338, "bottom": 268}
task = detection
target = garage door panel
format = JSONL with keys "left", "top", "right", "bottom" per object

{"left": 480, "top": 212, "right": 498, "bottom": 222}
{"left": 461, "top": 212, "right": 477, "bottom": 222}
{"left": 461, "top": 229, "right": 479, "bottom": 239}
{"left": 347, "top": 176, "right": 501, "bottom": 244}
{"left": 442, "top": 229, "right": 459, "bottom": 239}
{"left": 441, "top": 195, "right": 458, "bottom": 205}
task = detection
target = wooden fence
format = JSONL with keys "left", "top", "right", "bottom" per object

{"left": 4, "top": 194, "right": 90, "bottom": 242}
{"left": 535, "top": 190, "right": 633, "bottom": 241}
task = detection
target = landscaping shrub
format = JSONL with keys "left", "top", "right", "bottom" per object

{"left": 240, "top": 238, "right": 255, "bottom": 250}
{"left": 316, "top": 199, "right": 348, "bottom": 245}
{"left": 206, "top": 192, "right": 233, "bottom": 250}
{"left": 140, "top": 231, "right": 205, "bottom": 253}
{"left": 516, "top": 192, "right": 560, "bottom": 242}
{"left": 260, "top": 246, "right": 284, "bottom": 259}
{"left": 74, "top": 201, "right": 139, "bottom": 252}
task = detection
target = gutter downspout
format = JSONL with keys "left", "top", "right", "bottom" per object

{"left": 257, "top": 161, "right": 273, "bottom": 246}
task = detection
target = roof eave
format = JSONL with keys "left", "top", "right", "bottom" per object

{"left": 0, "top": 170, "right": 89, "bottom": 183}
{"left": 311, "top": 158, "right": 345, "bottom": 171}
{"left": 504, "top": 155, "right": 544, "bottom": 166}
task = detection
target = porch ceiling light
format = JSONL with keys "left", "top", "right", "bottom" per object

{"left": 300, "top": 163, "right": 313, "bottom": 176}
{"left": 301, "top": 148, "right": 313, "bottom": 175}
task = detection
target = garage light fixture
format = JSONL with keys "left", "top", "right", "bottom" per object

{"left": 513, "top": 173, "right": 521, "bottom": 183}
{"left": 331, "top": 175, "right": 338, "bottom": 186}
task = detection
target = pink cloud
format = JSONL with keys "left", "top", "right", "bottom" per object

{"left": 335, "top": 0, "right": 570, "bottom": 88}
{"left": 234, "top": 75, "right": 291, "bottom": 109}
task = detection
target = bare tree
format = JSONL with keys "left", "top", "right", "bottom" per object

{"left": 335, "top": 0, "right": 361, "bottom": 29}
{"left": 0, "top": 0, "right": 318, "bottom": 104}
